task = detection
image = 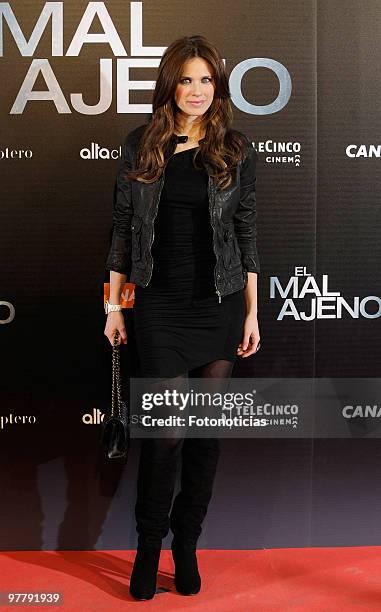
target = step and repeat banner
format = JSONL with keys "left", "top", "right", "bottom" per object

{"left": 1, "top": 0, "right": 380, "bottom": 550}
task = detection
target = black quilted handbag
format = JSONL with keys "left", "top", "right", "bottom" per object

{"left": 101, "top": 330, "right": 130, "bottom": 461}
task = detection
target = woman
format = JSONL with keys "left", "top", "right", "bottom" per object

{"left": 104, "top": 34, "right": 260, "bottom": 600}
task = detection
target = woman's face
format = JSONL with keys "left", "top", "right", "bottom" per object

{"left": 174, "top": 57, "right": 215, "bottom": 121}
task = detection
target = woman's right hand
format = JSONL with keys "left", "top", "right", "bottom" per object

{"left": 104, "top": 311, "right": 128, "bottom": 346}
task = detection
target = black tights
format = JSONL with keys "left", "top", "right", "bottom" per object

{"left": 135, "top": 359, "right": 234, "bottom": 549}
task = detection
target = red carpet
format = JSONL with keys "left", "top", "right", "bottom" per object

{"left": 1, "top": 547, "right": 380, "bottom": 610}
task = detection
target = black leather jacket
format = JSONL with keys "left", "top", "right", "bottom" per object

{"left": 105, "top": 124, "right": 260, "bottom": 302}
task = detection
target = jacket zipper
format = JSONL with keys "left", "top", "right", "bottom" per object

{"left": 208, "top": 175, "right": 221, "bottom": 303}
{"left": 143, "top": 170, "right": 166, "bottom": 287}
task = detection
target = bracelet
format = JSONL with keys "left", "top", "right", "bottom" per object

{"left": 104, "top": 299, "right": 123, "bottom": 315}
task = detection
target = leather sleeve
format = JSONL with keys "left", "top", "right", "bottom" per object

{"left": 233, "top": 141, "right": 260, "bottom": 274}
{"left": 104, "top": 135, "right": 133, "bottom": 277}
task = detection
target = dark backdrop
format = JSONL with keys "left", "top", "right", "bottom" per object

{"left": 1, "top": 0, "right": 380, "bottom": 550}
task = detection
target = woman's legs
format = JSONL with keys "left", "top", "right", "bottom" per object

{"left": 134, "top": 359, "right": 234, "bottom": 548}
{"left": 134, "top": 372, "right": 189, "bottom": 549}
{"left": 131, "top": 371, "right": 189, "bottom": 599}
{"left": 131, "top": 359, "right": 234, "bottom": 598}
{"left": 169, "top": 359, "right": 234, "bottom": 546}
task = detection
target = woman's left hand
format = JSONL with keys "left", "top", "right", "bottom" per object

{"left": 237, "top": 313, "right": 261, "bottom": 358}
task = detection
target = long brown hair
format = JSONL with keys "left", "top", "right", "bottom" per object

{"left": 126, "top": 35, "right": 248, "bottom": 190}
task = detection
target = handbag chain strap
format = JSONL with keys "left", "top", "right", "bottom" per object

{"left": 111, "top": 330, "right": 123, "bottom": 418}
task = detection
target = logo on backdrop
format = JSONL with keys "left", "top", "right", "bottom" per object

{"left": 80, "top": 143, "right": 122, "bottom": 160}
{"left": 0, "top": 301, "right": 15, "bottom": 324}
{"left": 343, "top": 405, "right": 381, "bottom": 418}
{"left": 0, "top": 147, "right": 33, "bottom": 159}
{"left": 0, "top": 2, "right": 292, "bottom": 115}
{"left": 82, "top": 408, "right": 105, "bottom": 425}
{"left": 271, "top": 267, "right": 381, "bottom": 320}
{"left": 346, "top": 145, "right": 381, "bottom": 158}
{"left": 257, "top": 140, "right": 301, "bottom": 165}
{"left": 0, "top": 414, "right": 37, "bottom": 429}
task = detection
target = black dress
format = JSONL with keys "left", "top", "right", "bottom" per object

{"left": 133, "top": 146, "right": 246, "bottom": 378}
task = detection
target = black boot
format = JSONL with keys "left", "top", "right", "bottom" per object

{"left": 129, "top": 545, "right": 161, "bottom": 600}
{"left": 171, "top": 539, "right": 201, "bottom": 595}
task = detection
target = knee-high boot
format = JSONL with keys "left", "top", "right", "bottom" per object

{"left": 169, "top": 437, "right": 220, "bottom": 595}
{"left": 130, "top": 437, "right": 184, "bottom": 599}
